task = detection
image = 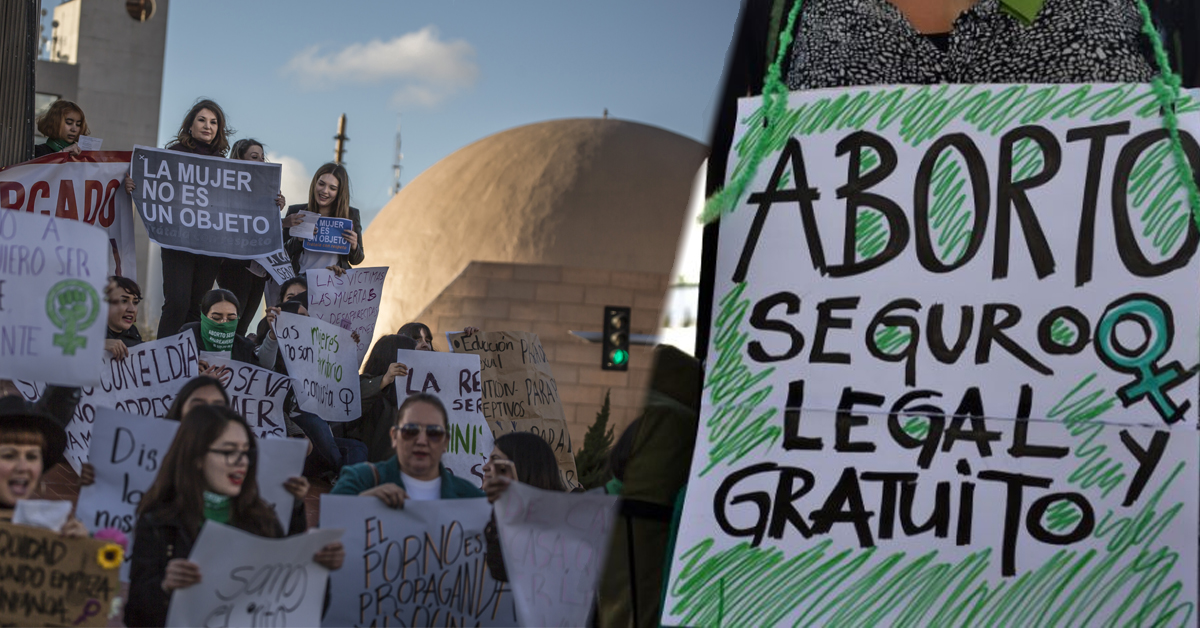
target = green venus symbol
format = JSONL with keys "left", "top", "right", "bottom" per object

{"left": 46, "top": 279, "right": 100, "bottom": 356}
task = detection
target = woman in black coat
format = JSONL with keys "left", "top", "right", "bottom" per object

{"left": 180, "top": 289, "right": 279, "bottom": 369}
{"left": 280, "top": 162, "right": 364, "bottom": 276}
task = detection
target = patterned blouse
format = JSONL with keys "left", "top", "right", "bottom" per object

{"left": 786, "top": 0, "right": 1156, "bottom": 90}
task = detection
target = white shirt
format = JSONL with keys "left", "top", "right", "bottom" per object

{"left": 401, "top": 472, "right": 442, "bottom": 501}
{"left": 298, "top": 250, "right": 340, "bottom": 274}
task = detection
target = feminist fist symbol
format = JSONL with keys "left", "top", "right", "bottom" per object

{"left": 339, "top": 388, "right": 354, "bottom": 415}
{"left": 47, "top": 280, "right": 100, "bottom": 356}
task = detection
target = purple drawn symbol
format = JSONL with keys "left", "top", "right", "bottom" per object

{"left": 73, "top": 599, "right": 101, "bottom": 625}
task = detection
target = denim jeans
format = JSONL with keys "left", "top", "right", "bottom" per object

{"left": 289, "top": 411, "right": 365, "bottom": 476}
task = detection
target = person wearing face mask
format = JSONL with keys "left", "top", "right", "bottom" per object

{"left": 217, "top": 139, "right": 287, "bottom": 335}
{"left": 126, "top": 405, "right": 343, "bottom": 628}
{"left": 331, "top": 393, "right": 483, "bottom": 505}
{"left": 280, "top": 164, "right": 364, "bottom": 276}
{"left": 33, "top": 100, "right": 89, "bottom": 157}
{"left": 180, "top": 289, "right": 279, "bottom": 370}
{"left": 0, "top": 397, "right": 88, "bottom": 536}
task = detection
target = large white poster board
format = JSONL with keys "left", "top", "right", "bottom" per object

{"left": 307, "top": 266, "right": 388, "bottom": 365}
{"left": 663, "top": 84, "right": 1200, "bottom": 626}
{"left": 320, "top": 494, "right": 519, "bottom": 627}
{"left": 275, "top": 311, "right": 360, "bottom": 422}
{"left": 396, "top": 348, "right": 492, "bottom": 486}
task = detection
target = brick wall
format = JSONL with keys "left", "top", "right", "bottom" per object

{"left": 414, "top": 261, "right": 667, "bottom": 444}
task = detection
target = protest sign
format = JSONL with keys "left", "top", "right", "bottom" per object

{"left": 0, "top": 151, "right": 137, "bottom": 280}
{"left": 256, "top": 438, "right": 308, "bottom": 531}
{"left": 165, "top": 522, "right": 342, "bottom": 628}
{"left": 16, "top": 331, "right": 199, "bottom": 473}
{"left": 321, "top": 494, "right": 519, "bottom": 628}
{"left": 275, "top": 311, "right": 360, "bottom": 422}
{"left": 288, "top": 210, "right": 318, "bottom": 239}
{"left": 251, "top": 249, "right": 296, "bottom": 285}
{"left": 0, "top": 520, "right": 121, "bottom": 627}
{"left": 207, "top": 356, "right": 292, "bottom": 440}
{"left": 131, "top": 145, "right": 284, "bottom": 259}
{"left": 0, "top": 209, "right": 110, "bottom": 388}
{"left": 448, "top": 331, "right": 579, "bottom": 489}
{"left": 395, "top": 348, "right": 493, "bottom": 486}
{"left": 308, "top": 266, "right": 388, "bottom": 365}
{"left": 663, "top": 84, "right": 1200, "bottom": 626}
{"left": 303, "top": 217, "right": 353, "bottom": 254}
{"left": 495, "top": 482, "right": 618, "bottom": 627}
{"left": 75, "top": 137, "right": 102, "bottom": 151}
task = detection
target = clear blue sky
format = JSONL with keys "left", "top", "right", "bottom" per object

{"left": 151, "top": 0, "right": 741, "bottom": 226}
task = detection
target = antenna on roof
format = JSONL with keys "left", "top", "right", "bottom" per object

{"left": 333, "top": 114, "right": 349, "bottom": 165}
{"left": 391, "top": 116, "right": 403, "bottom": 196}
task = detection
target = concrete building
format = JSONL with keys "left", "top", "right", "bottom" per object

{"left": 362, "top": 117, "right": 707, "bottom": 442}
{"left": 36, "top": 0, "right": 169, "bottom": 296}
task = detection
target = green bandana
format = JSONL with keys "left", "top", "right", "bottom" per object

{"left": 200, "top": 316, "right": 237, "bottom": 352}
{"left": 45, "top": 137, "right": 72, "bottom": 152}
{"left": 202, "top": 491, "right": 231, "bottom": 524}
{"left": 999, "top": 0, "right": 1045, "bottom": 25}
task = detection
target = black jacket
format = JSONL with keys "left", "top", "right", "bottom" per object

{"left": 125, "top": 504, "right": 306, "bottom": 627}
{"left": 180, "top": 322, "right": 258, "bottom": 365}
{"left": 33, "top": 143, "right": 56, "bottom": 158}
{"left": 107, "top": 325, "right": 144, "bottom": 347}
{"left": 281, "top": 204, "right": 365, "bottom": 274}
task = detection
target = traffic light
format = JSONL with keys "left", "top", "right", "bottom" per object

{"left": 601, "top": 306, "right": 631, "bottom": 371}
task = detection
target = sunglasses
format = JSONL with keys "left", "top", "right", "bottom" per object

{"left": 396, "top": 423, "right": 446, "bottom": 442}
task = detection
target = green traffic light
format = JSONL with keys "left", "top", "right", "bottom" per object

{"left": 611, "top": 349, "right": 628, "bottom": 366}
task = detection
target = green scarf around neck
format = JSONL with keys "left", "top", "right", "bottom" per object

{"left": 45, "top": 137, "right": 72, "bottom": 152}
{"left": 203, "top": 491, "right": 231, "bottom": 524}
{"left": 200, "top": 316, "right": 237, "bottom": 352}
{"left": 999, "top": 0, "right": 1045, "bottom": 25}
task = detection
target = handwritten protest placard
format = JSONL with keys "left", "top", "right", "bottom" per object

{"left": 663, "top": 84, "right": 1200, "bottom": 626}
{"left": 256, "top": 438, "right": 307, "bottom": 531}
{"left": 165, "top": 522, "right": 343, "bottom": 628}
{"left": 303, "top": 216, "right": 353, "bottom": 254}
{"left": 448, "top": 331, "right": 579, "bottom": 489}
{"left": 131, "top": 145, "right": 284, "bottom": 259}
{"left": 308, "top": 266, "right": 388, "bottom": 365}
{"left": 250, "top": 249, "right": 296, "bottom": 285}
{"left": 0, "top": 151, "right": 138, "bottom": 280}
{"left": 17, "top": 331, "right": 198, "bottom": 473}
{"left": 396, "top": 349, "right": 493, "bottom": 486}
{"left": 0, "top": 520, "right": 121, "bottom": 627}
{"left": 321, "top": 494, "right": 518, "bottom": 628}
{"left": 495, "top": 482, "right": 618, "bottom": 627}
{"left": 0, "top": 210, "right": 109, "bottom": 387}
{"left": 274, "top": 311, "right": 360, "bottom": 422}
{"left": 207, "top": 356, "right": 292, "bottom": 440}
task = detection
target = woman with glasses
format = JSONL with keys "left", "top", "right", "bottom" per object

{"left": 125, "top": 405, "right": 344, "bottom": 628}
{"left": 330, "top": 393, "right": 483, "bottom": 505}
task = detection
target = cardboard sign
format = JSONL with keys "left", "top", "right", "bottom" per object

{"left": 165, "top": 522, "right": 343, "bottom": 628}
{"left": 495, "top": 482, "right": 618, "bottom": 627}
{"left": 0, "top": 210, "right": 110, "bottom": 387}
{"left": 131, "top": 146, "right": 284, "bottom": 259}
{"left": 395, "top": 349, "right": 493, "bottom": 487}
{"left": 302, "top": 217, "right": 353, "bottom": 254}
{"left": 448, "top": 331, "right": 579, "bottom": 489}
{"left": 256, "top": 437, "right": 308, "bottom": 532}
{"left": 0, "top": 150, "right": 138, "bottom": 280}
{"left": 17, "top": 331, "right": 199, "bottom": 473}
{"left": 320, "top": 494, "right": 519, "bottom": 628}
{"left": 0, "top": 520, "right": 121, "bottom": 627}
{"left": 251, "top": 249, "right": 296, "bottom": 284}
{"left": 274, "top": 311, "right": 360, "bottom": 422}
{"left": 663, "top": 83, "right": 1200, "bottom": 626}
{"left": 307, "top": 266, "right": 388, "bottom": 365}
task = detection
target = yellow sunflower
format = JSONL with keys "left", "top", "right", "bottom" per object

{"left": 97, "top": 543, "right": 124, "bottom": 570}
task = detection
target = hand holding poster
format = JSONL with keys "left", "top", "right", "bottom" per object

{"left": 256, "top": 438, "right": 308, "bottom": 531}
{"left": 303, "top": 216, "right": 353, "bottom": 254}
{"left": 0, "top": 210, "right": 110, "bottom": 387}
{"left": 307, "top": 266, "right": 388, "bottom": 365}
{"left": 0, "top": 151, "right": 137, "bottom": 280}
{"left": 164, "top": 522, "right": 343, "bottom": 628}
{"left": 0, "top": 520, "right": 121, "bottom": 627}
{"left": 495, "top": 482, "right": 618, "bottom": 627}
{"left": 663, "top": 83, "right": 1200, "bottom": 626}
{"left": 448, "top": 330, "right": 579, "bottom": 488}
{"left": 250, "top": 249, "right": 296, "bottom": 284}
{"left": 321, "top": 494, "right": 518, "bottom": 627}
{"left": 17, "top": 331, "right": 199, "bottom": 473}
{"left": 396, "top": 348, "right": 493, "bottom": 486}
{"left": 274, "top": 311, "right": 360, "bottom": 422}
{"left": 131, "top": 146, "right": 284, "bottom": 259}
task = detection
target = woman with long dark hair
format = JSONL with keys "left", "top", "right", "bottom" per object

{"left": 125, "top": 405, "right": 343, "bottom": 627}
{"left": 481, "top": 432, "right": 566, "bottom": 581}
{"left": 280, "top": 163, "right": 364, "bottom": 276}
{"left": 180, "top": 289, "right": 279, "bottom": 369}
{"left": 351, "top": 334, "right": 418, "bottom": 462}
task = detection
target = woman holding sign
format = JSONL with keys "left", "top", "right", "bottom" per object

{"left": 126, "top": 405, "right": 343, "bottom": 628}
{"left": 33, "top": 100, "right": 89, "bottom": 157}
{"left": 280, "top": 163, "right": 364, "bottom": 276}
{"left": 181, "top": 289, "right": 280, "bottom": 369}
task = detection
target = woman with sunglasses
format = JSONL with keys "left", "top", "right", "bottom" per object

{"left": 330, "top": 393, "right": 482, "bottom": 505}
{"left": 126, "top": 405, "right": 343, "bottom": 628}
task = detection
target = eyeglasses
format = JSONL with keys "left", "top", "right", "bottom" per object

{"left": 396, "top": 423, "right": 446, "bottom": 442}
{"left": 208, "top": 448, "right": 255, "bottom": 466}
